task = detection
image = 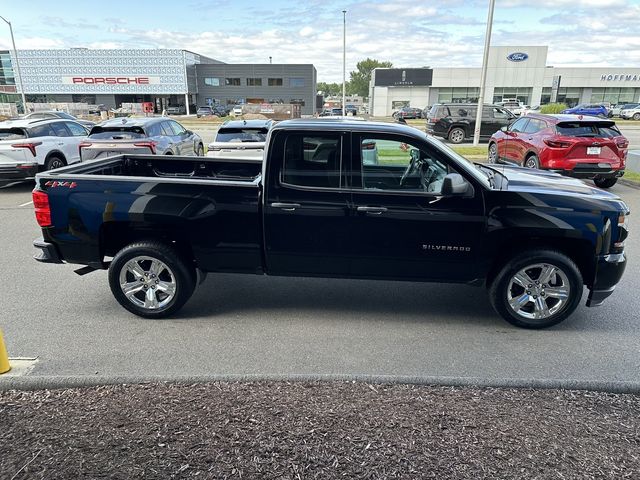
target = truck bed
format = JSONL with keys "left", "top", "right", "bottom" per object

{"left": 43, "top": 154, "right": 263, "bottom": 183}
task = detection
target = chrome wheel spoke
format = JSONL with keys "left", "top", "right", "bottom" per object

{"left": 538, "top": 265, "right": 557, "bottom": 285}
{"left": 126, "top": 261, "right": 146, "bottom": 280}
{"left": 545, "top": 286, "right": 569, "bottom": 299}
{"left": 144, "top": 287, "right": 159, "bottom": 309}
{"left": 533, "top": 296, "right": 550, "bottom": 319}
{"left": 509, "top": 293, "right": 530, "bottom": 311}
{"left": 156, "top": 281, "right": 175, "bottom": 296}
{"left": 513, "top": 271, "right": 533, "bottom": 288}
{"left": 148, "top": 259, "right": 163, "bottom": 277}
{"left": 122, "top": 281, "right": 144, "bottom": 298}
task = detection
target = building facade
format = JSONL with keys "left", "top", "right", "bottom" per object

{"left": 0, "top": 49, "right": 317, "bottom": 115}
{"left": 194, "top": 63, "right": 317, "bottom": 115}
{"left": 370, "top": 46, "right": 640, "bottom": 116}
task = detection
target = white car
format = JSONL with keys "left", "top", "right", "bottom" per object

{"left": 207, "top": 119, "right": 273, "bottom": 160}
{"left": 499, "top": 99, "right": 525, "bottom": 116}
{"left": 620, "top": 104, "right": 640, "bottom": 120}
{"left": 232, "top": 105, "right": 244, "bottom": 117}
{"left": 0, "top": 118, "right": 88, "bottom": 183}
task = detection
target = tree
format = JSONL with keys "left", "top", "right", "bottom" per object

{"left": 317, "top": 82, "right": 343, "bottom": 97}
{"left": 349, "top": 58, "right": 393, "bottom": 97}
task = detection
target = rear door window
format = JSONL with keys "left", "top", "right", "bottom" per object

{"left": 523, "top": 119, "right": 546, "bottom": 134}
{"left": 64, "top": 122, "right": 87, "bottom": 136}
{"left": 146, "top": 122, "right": 164, "bottom": 137}
{"left": 28, "top": 124, "right": 55, "bottom": 138}
{"left": 282, "top": 134, "right": 342, "bottom": 189}
{"left": 0, "top": 128, "right": 28, "bottom": 140}
{"left": 50, "top": 122, "right": 72, "bottom": 137}
{"left": 509, "top": 118, "right": 529, "bottom": 133}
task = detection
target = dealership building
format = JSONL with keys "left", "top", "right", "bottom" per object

{"left": 0, "top": 48, "right": 317, "bottom": 115}
{"left": 369, "top": 45, "right": 640, "bottom": 116}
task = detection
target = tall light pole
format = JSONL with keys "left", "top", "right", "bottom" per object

{"left": 472, "top": 0, "right": 496, "bottom": 146}
{"left": 342, "top": 9, "right": 346, "bottom": 116}
{"left": 0, "top": 16, "right": 27, "bottom": 113}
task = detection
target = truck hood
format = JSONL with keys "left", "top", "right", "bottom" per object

{"left": 493, "top": 164, "right": 621, "bottom": 200}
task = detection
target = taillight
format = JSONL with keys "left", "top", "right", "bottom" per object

{"left": 12, "top": 142, "right": 42, "bottom": 157}
{"left": 543, "top": 138, "right": 571, "bottom": 148}
{"left": 616, "top": 139, "right": 628, "bottom": 149}
{"left": 78, "top": 142, "right": 92, "bottom": 155}
{"left": 32, "top": 189, "right": 51, "bottom": 227}
{"left": 133, "top": 141, "right": 158, "bottom": 154}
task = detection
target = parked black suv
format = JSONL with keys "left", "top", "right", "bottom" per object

{"left": 426, "top": 103, "right": 515, "bottom": 143}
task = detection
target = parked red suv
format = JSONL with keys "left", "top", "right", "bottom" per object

{"left": 488, "top": 114, "right": 628, "bottom": 188}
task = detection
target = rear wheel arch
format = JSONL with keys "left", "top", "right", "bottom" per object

{"left": 43, "top": 150, "right": 67, "bottom": 170}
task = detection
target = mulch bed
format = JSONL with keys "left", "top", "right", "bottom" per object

{"left": 1, "top": 382, "right": 639, "bottom": 479}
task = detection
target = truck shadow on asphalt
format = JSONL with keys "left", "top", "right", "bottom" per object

{"left": 183, "top": 273, "right": 507, "bottom": 328}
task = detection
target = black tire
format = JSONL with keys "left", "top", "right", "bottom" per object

{"left": 196, "top": 144, "right": 204, "bottom": 156}
{"left": 448, "top": 127, "right": 465, "bottom": 144}
{"left": 633, "top": 113, "right": 640, "bottom": 121}
{"left": 108, "top": 241, "right": 196, "bottom": 318}
{"left": 488, "top": 142, "right": 499, "bottom": 163}
{"left": 489, "top": 249, "right": 583, "bottom": 329}
{"left": 45, "top": 155, "right": 66, "bottom": 171}
{"left": 524, "top": 154, "right": 539, "bottom": 169}
{"left": 594, "top": 177, "right": 618, "bottom": 189}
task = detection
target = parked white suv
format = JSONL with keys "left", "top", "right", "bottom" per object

{"left": 0, "top": 118, "right": 88, "bottom": 183}
{"left": 620, "top": 104, "right": 640, "bottom": 120}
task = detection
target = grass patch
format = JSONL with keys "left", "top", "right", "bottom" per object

{"left": 623, "top": 171, "right": 640, "bottom": 184}
{"left": 450, "top": 145, "right": 487, "bottom": 156}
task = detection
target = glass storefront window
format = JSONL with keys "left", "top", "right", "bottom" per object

{"left": 493, "top": 87, "right": 532, "bottom": 105}
{"left": 591, "top": 87, "right": 639, "bottom": 105}
{"left": 556, "top": 88, "right": 581, "bottom": 108}
{"left": 438, "top": 87, "right": 479, "bottom": 103}
{"left": 541, "top": 87, "right": 552, "bottom": 105}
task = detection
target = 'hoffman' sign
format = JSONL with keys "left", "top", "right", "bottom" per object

{"left": 600, "top": 73, "right": 640, "bottom": 82}
{"left": 61, "top": 77, "right": 161, "bottom": 85}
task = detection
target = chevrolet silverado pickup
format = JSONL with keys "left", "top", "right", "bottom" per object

{"left": 32, "top": 119, "right": 630, "bottom": 329}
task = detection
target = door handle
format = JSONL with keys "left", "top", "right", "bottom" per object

{"left": 270, "top": 202, "right": 300, "bottom": 211}
{"left": 356, "top": 206, "right": 387, "bottom": 214}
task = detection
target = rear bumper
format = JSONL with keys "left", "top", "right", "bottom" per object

{"left": 33, "top": 238, "right": 63, "bottom": 264}
{"left": 0, "top": 162, "right": 38, "bottom": 182}
{"left": 549, "top": 164, "right": 624, "bottom": 179}
{"left": 586, "top": 253, "right": 626, "bottom": 307}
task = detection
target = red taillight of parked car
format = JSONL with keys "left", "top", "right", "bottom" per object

{"left": 32, "top": 189, "right": 52, "bottom": 227}
{"left": 78, "top": 142, "right": 92, "bottom": 155}
{"left": 616, "top": 139, "right": 629, "bottom": 149}
{"left": 11, "top": 142, "right": 42, "bottom": 157}
{"left": 543, "top": 138, "right": 572, "bottom": 148}
{"left": 133, "top": 141, "right": 158, "bottom": 154}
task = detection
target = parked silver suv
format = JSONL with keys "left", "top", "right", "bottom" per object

{"left": 80, "top": 117, "right": 204, "bottom": 160}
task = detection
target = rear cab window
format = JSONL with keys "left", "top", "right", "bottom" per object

{"left": 281, "top": 134, "right": 342, "bottom": 188}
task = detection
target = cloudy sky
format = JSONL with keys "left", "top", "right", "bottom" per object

{"left": 1, "top": 0, "right": 639, "bottom": 82}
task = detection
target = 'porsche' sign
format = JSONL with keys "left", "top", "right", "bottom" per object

{"left": 61, "top": 76, "right": 161, "bottom": 85}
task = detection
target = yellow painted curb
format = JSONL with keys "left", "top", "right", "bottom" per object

{"left": 0, "top": 329, "right": 10, "bottom": 374}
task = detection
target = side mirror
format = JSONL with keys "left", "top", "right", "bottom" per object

{"left": 184, "top": 130, "right": 192, "bottom": 136}
{"left": 500, "top": 126, "right": 508, "bottom": 132}
{"left": 441, "top": 173, "right": 471, "bottom": 196}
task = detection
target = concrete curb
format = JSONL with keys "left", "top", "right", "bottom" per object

{"left": 2, "top": 373, "right": 640, "bottom": 394}
{"left": 619, "top": 178, "right": 640, "bottom": 190}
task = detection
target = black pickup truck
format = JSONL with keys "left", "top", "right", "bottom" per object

{"left": 32, "top": 119, "right": 630, "bottom": 328}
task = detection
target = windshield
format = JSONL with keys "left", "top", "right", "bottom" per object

{"left": 88, "top": 126, "right": 146, "bottom": 139}
{"left": 556, "top": 122, "right": 621, "bottom": 137}
{"left": 0, "top": 128, "right": 28, "bottom": 140}
{"left": 215, "top": 128, "right": 267, "bottom": 142}
{"left": 54, "top": 112, "right": 76, "bottom": 120}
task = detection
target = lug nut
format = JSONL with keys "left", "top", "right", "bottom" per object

{"left": 541, "top": 293, "right": 546, "bottom": 297}
{"left": 152, "top": 286, "right": 156, "bottom": 290}
{"left": 528, "top": 284, "right": 532, "bottom": 288}
{"left": 526, "top": 291, "right": 531, "bottom": 295}
{"left": 533, "top": 295, "right": 537, "bottom": 299}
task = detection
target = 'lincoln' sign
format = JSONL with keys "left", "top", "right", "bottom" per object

{"left": 61, "top": 76, "right": 161, "bottom": 85}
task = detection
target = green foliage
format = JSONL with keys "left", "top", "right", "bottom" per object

{"left": 317, "top": 82, "right": 343, "bottom": 97}
{"left": 540, "top": 103, "right": 568, "bottom": 114}
{"left": 349, "top": 58, "right": 393, "bottom": 97}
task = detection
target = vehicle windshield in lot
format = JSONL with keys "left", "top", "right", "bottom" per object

{"left": 556, "top": 122, "right": 621, "bottom": 138}
{"left": 88, "top": 127, "right": 147, "bottom": 139}
{"left": 215, "top": 128, "right": 268, "bottom": 142}
{"left": 52, "top": 112, "right": 76, "bottom": 120}
{"left": 0, "top": 128, "right": 28, "bottom": 140}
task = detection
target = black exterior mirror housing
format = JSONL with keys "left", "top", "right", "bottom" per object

{"left": 441, "top": 173, "right": 471, "bottom": 196}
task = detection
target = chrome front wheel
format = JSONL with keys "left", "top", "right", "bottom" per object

{"left": 507, "top": 263, "right": 570, "bottom": 320}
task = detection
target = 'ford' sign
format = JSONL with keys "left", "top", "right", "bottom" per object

{"left": 507, "top": 52, "right": 528, "bottom": 62}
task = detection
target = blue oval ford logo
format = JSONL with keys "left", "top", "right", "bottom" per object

{"left": 507, "top": 52, "right": 528, "bottom": 62}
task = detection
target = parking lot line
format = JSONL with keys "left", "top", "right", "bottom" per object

{"left": 19, "top": 201, "right": 33, "bottom": 207}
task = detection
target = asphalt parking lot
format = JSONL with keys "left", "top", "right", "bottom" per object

{"left": 0, "top": 179, "right": 638, "bottom": 386}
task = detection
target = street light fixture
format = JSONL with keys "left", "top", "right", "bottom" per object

{"left": 342, "top": 10, "right": 346, "bottom": 116}
{"left": 0, "top": 15, "right": 27, "bottom": 113}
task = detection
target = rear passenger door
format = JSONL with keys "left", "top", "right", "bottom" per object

{"left": 263, "top": 130, "right": 351, "bottom": 276}
{"left": 49, "top": 121, "right": 81, "bottom": 164}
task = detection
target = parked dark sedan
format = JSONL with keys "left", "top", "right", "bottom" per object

{"left": 393, "top": 107, "right": 423, "bottom": 119}
{"left": 79, "top": 117, "right": 204, "bottom": 160}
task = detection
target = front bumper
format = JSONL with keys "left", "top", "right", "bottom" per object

{"left": 0, "top": 162, "right": 38, "bottom": 182}
{"left": 33, "top": 238, "right": 63, "bottom": 264}
{"left": 586, "top": 253, "right": 626, "bottom": 307}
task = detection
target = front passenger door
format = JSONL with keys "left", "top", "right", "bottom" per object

{"left": 349, "top": 134, "right": 486, "bottom": 281}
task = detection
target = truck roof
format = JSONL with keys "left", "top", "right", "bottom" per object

{"left": 272, "top": 118, "right": 428, "bottom": 140}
